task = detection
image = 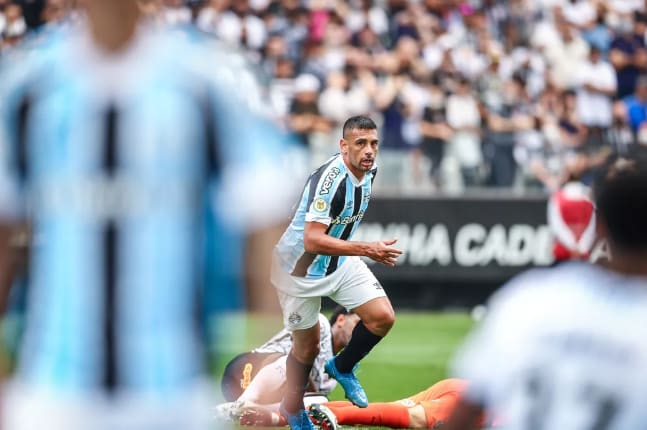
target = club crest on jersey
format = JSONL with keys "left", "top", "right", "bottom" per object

{"left": 288, "top": 312, "right": 302, "bottom": 325}
{"left": 313, "top": 198, "right": 328, "bottom": 212}
{"left": 319, "top": 167, "right": 340, "bottom": 195}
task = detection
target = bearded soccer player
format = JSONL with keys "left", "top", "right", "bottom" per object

{"left": 271, "top": 115, "right": 403, "bottom": 430}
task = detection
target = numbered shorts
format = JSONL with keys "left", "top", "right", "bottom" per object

{"left": 273, "top": 256, "right": 387, "bottom": 330}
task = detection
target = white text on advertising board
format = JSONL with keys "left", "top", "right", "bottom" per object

{"left": 354, "top": 222, "right": 553, "bottom": 267}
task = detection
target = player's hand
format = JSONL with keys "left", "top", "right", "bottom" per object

{"left": 366, "top": 239, "right": 402, "bottom": 267}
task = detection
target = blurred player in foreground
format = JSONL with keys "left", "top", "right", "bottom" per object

{"left": 214, "top": 306, "right": 360, "bottom": 421}
{"left": 0, "top": 1, "right": 294, "bottom": 429}
{"left": 271, "top": 116, "right": 403, "bottom": 430}
{"left": 446, "top": 148, "right": 647, "bottom": 430}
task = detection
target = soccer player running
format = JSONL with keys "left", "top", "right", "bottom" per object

{"left": 446, "top": 147, "right": 647, "bottom": 430}
{"left": 272, "top": 115, "right": 402, "bottom": 430}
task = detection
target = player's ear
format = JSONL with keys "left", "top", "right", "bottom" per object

{"left": 340, "top": 138, "right": 347, "bottom": 154}
{"left": 336, "top": 314, "right": 345, "bottom": 326}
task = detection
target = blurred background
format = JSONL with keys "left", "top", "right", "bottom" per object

{"left": 0, "top": 0, "right": 640, "bottom": 401}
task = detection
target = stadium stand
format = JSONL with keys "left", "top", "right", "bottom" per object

{"left": 3, "top": 0, "right": 647, "bottom": 196}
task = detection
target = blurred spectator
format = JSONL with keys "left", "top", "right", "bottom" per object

{"left": 484, "top": 77, "right": 535, "bottom": 187}
{"left": 622, "top": 73, "right": 647, "bottom": 132}
{"left": 609, "top": 10, "right": 647, "bottom": 98}
{"left": 342, "top": 0, "right": 389, "bottom": 40}
{"left": 195, "top": 0, "right": 227, "bottom": 34}
{"left": 1, "top": 3, "right": 26, "bottom": 39}
{"left": 289, "top": 73, "right": 331, "bottom": 149}
{"left": 319, "top": 69, "right": 371, "bottom": 127}
{"left": 582, "top": 8, "right": 612, "bottom": 53}
{"left": 419, "top": 75, "right": 451, "bottom": 188}
{"left": 562, "top": 0, "right": 597, "bottom": 30}
{"left": 160, "top": 0, "right": 192, "bottom": 26}
{"left": 269, "top": 56, "right": 297, "bottom": 122}
{"left": 575, "top": 46, "right": 617, "bottom": 147}
{"left": 215, "top": 0, "right": 267, "bottom": 50}
{"left": 544, "top": 17, "right": 590, "bottom": 89}
{"left": 607, "top": 99, "right": 635, "bottom": 154}
{"left": 41, "top": 0, "right": 69, "bottom": 26}
{"left": 446, "top": 77, "right": 482, "bottom": 188}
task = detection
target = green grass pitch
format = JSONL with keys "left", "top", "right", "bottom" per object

{"left": 215, "top": 311, "right": 475, "bottom": 429}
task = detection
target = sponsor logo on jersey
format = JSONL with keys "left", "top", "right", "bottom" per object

{"left": 319, "top": 167, "right": 340, "bottom": 195}
{"left": 313, "top": 198, "right": 328, "bottom": 212}
{"left": 288, "top": 312, "right": 302, "bottom": 325}
{"left": 373, "top": 281, "right": 383, "bottom": 290}
{"left": 331, "top": 210, "right": 364, "bottom": 225}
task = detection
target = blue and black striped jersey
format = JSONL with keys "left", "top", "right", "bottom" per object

{"left": 0, "top": 24, "right": 293, "bottom": 396}
{"left": 275, "top": 153, "right": 376, "bottom": 279}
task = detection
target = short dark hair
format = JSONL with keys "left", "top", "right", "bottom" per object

{"left": 342, "top": 116, "right": 377, "bottom": 138}
{"left": 329, "top": 305, "right": 349, "bottom": 326}
{"left": 593, "top": 147, "right": 647, "bottom": 252}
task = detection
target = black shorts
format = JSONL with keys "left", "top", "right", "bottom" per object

{"left": 220, "top": 352, "right": 284, "bottom": 401}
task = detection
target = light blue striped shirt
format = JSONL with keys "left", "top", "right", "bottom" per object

{"left": 0, "top": 23, "right": 293, "bottom": 397}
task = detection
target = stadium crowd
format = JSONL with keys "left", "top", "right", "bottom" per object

{"left": 2, "top": 0, "right": 647, "bottom": 193}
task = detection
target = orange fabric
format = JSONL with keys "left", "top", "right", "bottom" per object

{"left": 324, "top": 379, "right": 468, "bottom": 429}
{"left": 408, "top": 378, "right": 467, "bottom": 403}
{"left": 419, "top": 394, "right": 461, "bottom": 428}
{"left": 328, "top": 402, "right": 411, "bottom": 428}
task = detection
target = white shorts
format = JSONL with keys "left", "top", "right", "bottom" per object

{"left": 272, "top": 255, "right": 387, "bottom": 330}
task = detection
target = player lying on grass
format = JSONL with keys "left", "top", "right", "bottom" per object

{"left": 214, "top": 306, "right": 360, "bottom": 422}
{"left": 238, "top": 378, "right": 494, "bottom": 429}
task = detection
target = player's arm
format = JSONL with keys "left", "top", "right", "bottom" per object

{"left": 303, "top": 221, "right": 401, "bottom": 267}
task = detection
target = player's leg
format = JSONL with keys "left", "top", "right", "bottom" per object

{"left": 337, "top": 295, "right": 394, "bottom": 369}
{"left": 309, "top": 401, "right": 411, "bottom": 428}
{"left": 408, "top": 378, "right": 468, "bottom": 404}
{"left": 327, "top": 257, "right": 394, "bottom": 407}
{"left": 277, "top": 291, "right": 321, "bottom": 430}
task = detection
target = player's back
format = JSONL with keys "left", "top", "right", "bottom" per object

{"left": 454, "top": 262, "right": 647, "bottom": 430}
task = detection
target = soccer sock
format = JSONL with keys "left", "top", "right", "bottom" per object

{"left": 334, "top": 321, "right": 383, "bottom": 373}
{"left": 284, "top": 352, "right": 312, "bottom": 414}
{"left": 329, "top": 402, "right": 411, "bottom": 428}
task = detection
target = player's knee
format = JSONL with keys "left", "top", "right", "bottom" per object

{"left": 365, "top": 309, "right": 395, "bottom": 335}
{"left": 378, "top": 309, "right": 396, "bottom": 332}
